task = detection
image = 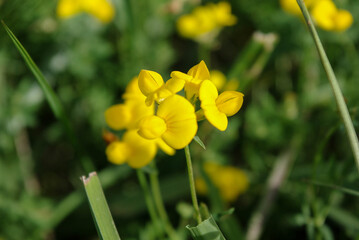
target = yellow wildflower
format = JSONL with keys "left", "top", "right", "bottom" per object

{"left": 138, "top": 95, "right": 198, "bottom": 149}
{"left": 138, "top": 70, "right": 185, "bottom": 106}
{"left": 57, "top": 0, "right": 115, "bottom": 23}
{"left": 106, "top": 130, "right": 157, "bottom": 168}
{"left": 196, "top": 162, "right": 249, "bottom": 202}
{"left": 171, "top": 60, "right": 210, "bottom": 100}
{"left": 311, "top": 0, "right": 353, "bottom": 31}
{"left": 280, "top": 0, "right": 316, "bottom": 16}
{"left": 199, "top": 80, "right": 243, "bottom": 131}
{"left": 210, "top": 70, "right": 226, "bottom": 91}
{"left": 177, "top": 1, "right": 236, "bottom": 40}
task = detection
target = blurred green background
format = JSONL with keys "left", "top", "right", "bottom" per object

{"left": 1, "top": 0, "right": 359, "bottom": 239}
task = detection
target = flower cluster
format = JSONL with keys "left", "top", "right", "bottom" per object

{"left": 280, "top": 0, "right": 353, "bottom": 31}
{"left": 196, "top": 162, "right": 249, "bottom": 202}
{"left": 105, "top": 61, "right": 244, "bottom": 168}
{"left": 57, "top": 0, "right": 115, "bottom": 23}
{"left": 176, "top": 2, "right": 237, "bottom": 41}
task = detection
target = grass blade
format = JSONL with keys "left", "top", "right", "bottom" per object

{"left": 82, "top": 172, "right": 121, "bottom": 240}
{"left": 305, "top": 180, "right": 359, "bottom": 197}
{"left": 187, "top": 215, "right": 226, "bottom": 240}
{"left": 296, "top": 0, "right": 359, "bottom": 173}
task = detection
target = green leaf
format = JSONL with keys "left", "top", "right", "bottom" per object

{"left": 194, "top": 136, "right": 206, "bottom": 150}
{"left": 82, "top": 172, "right": 121, "bottom": 240}
{"left": 306, "top": 180, "right": 359, "bottom": 197}
{"left": 213, "top": 208, "right": 235, "bottom": 221}
{"left": 187, "top": 215, "right": 226, "bottom": 240}
{"left": 2, "top": 21, "right": 65, "bottom": 121}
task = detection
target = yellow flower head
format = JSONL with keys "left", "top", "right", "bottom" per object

{"left": 138, "top": 95, "right": 198, "bottom": 149}
{"left": 171, "top": 60, "right": 210, "bottom": 100}
{"left": 138, "top": 70, "right": 185, "bottom": 106}
{"left": 176, "top": 1, "right": 237, "bottom": 40}
{"left": 196, "top": 162, "right": 249, "bottom": 202}
{"left": 311, "top": 0, "right": 353, "bottom": 31}
{"left": 57, "top": 0, "right": 115, "bottom": 23}
{"left": 106, "top": 130, "right": 157, "bottom": 168}
{"left": 280, "top": 0, "right": 316, "bottom": 16}
{"left": 122, "top": 77, "right": 147, "bottom": 103}
{"left": 199, "top": 80, "right": 244, "bottom": 131}
{"left": 210, "top": 70, "right": 226, "bottom": 91}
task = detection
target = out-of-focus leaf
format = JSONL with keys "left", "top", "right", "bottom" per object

{"left": 187, "top": 215, "right": 226, "bottom": 240}
{"left": 194, "top": 136, "right": 206, "bottom": 150}
{"left": 82, "top": 172, "right": 121, "bottom": 240}
{"left": 213, "top": 208, "right": 235, "bottom": 221}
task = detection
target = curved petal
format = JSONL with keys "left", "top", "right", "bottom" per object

{"left": 157, "top": 95, "right": 198, "bottom": 149}
{"left": 187, "top": 60, "right": 210, "bottom": 81}
{"left": 138, "top": 70, "right": 164, "bottom": 96}
{"left": 334, "top": 10, "right": 353, "bottom": 31}
{"left": 165, "top": 78, "right": 185, "bottom": 93}
{"left": 105, "top": 104, "right": 131, "bottom": 130}
{"left": 138, "top": 116, "right": 167, "bottom": 139}
{"left": 123, "top": 130, "right": 157, "bottom": 168}
{"left": 199, "top": 80, "right": 218, "bottom": 103}
{"left": 106, "top": 141, "right": 129, "bottom": 165}
{"left": 156, "top": 138, "right": 176, "bottom": 156}
{"left": 57, "top": 0, "right": 82, "bottom": 18}
{"left": 203, "top": 105, "right": 228, "bottom": 131}
{"left": 216, "top": 91, "right": 244, "bottom": 116}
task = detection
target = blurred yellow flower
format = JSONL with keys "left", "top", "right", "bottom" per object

{"left": 210, "top": 70, "right": 239, "bottom": 91}
{"left": 280, "top": 0, "right": 315, "bottom": 15}
{"left": 138, "top": 95, "right": 198, "bottom": 149}
{"left": 311, "top": 0, "right": 353, "bottom": 31}
{"left": 199, "top": 80, "right": 243, "bottom": 131}
{"left": 106, "top": 130, "right": 157, "bottom": 168}
{"left": 196, "top": 162, "right": 249, "bottom": 202}
{"left": 57, "top": 0, "right": 115, "bottom": 23}
{"left": 138, "top": 70, "right": 184, "bottom": 106}
{"left": 171, "top": 60, "right": 210, "bottom": 100}
{"left": 177, "top": 1, "right": 236, "bottom": 40}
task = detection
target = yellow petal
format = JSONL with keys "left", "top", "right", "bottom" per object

{"left": 138, "top": 116, "right": 167, "bottom": 139}
{"left": 122, "top": 77, "right": 146, "bottom": 102}
{"left": 126, "top": 101, "right": 154, "bottom": 129}
{"left": 216, "top": 91, "right": 244, "bottom": 116}
{"left": 177, "top": 15, "right": 200, "bottom": 38}
{"left": 157, "top": 95, "right": 198, "bottom": 149}
{"left": 57, "top": 0, "right": 82, "bottom": 18}
{"left": 203, "top": 105, "right": 228, "bottom": 131}
{"left": 311, "top": 0, "right": 337, "bottom": 31}
{"left": 187, "top": 60, "right": 210, "bottom": 81}
{"left": 334, "top": 10, "right": 353, "bottom": 31}
{"left": 106, "top": 141, "right": 129, "bottom": 165}
{"left": 81, "top": 0, "right": 115, "bottom": 23}
{"left": 165, "top": 78, "right": 185, "bottom": 93}
{"left": 156, "top": 138, "right": 176, "bottom": 156}
{"left": 199, "top": 80, "right": 218, "bottom": 103}
{"left": 138, "top": 70, "right": 164, "bottom": 96}
{"left": 170, "top": 71, "right": 193, "bottom": 82}
{"left": 105, "top": 104, "right": 131, "bottom": 130}
{"left": 123, "top": 130, "right": 157, "bottom": 168}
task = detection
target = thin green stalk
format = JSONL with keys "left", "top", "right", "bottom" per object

{"left": 136, "top": 170, "right": 163, "bottom": 237}
{"left": 149, "top": 161, "right": 179, "bottom": 240}
{"left": 184, "top": 145, "right": 202, "bottom": 224}
{"left": 297, "top": 0, "right": 359, "bottom": 173}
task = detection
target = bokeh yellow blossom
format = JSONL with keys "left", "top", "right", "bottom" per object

{"left": 311, "top": 0, "right": 353, "bottom": 31}
{"left": 196, "top": 162, "right": 249, "bottom": 202}
{"left": 177, "top": 1, "right": 236, "bottom": 40}
{"left": 171, "top": 60, "right": 210, "bottom": 100}
{"left": 57, "top": 0, "right": 115, "bottom": 23}
{"left": 106, "top": 130, "right": 157, "bottom": 168}
{"left": 198, "top": 80, "right": 243, "bottom": 131}
{"left": 280, "top": 0, "right": 315, "bottom": 16}
{"left": 138, "top": 95, "right": 198, "bottom": 149}
{"left": 210, "top": 70, "right": 240, "bottom": 91}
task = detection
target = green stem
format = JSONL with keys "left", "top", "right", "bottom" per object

{"left": 136, "top": 170, "right": 162, "bottom": 236}
{"left": 184, "top": 145, "right": 202, "bottom": 224}
{"left": 149, "top": 161, "right": 179, "bottom": 240}
{"left": 297, "top": 0, "right": 359, "bottom": 173}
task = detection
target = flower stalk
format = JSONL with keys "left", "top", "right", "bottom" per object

{"left": 185, "top": 145, "right": 202, "bottom": 224}
{"left": 297, "top": 0, "right": 359, "bottom": 174}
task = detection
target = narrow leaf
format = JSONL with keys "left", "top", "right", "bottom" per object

{"left": 305, "top": 180, "right": 359, "bottom": 197}
{"left": 187, "top": 215, "right": 226, "bottom": 240}
{"left": 82, "top": 172, "right": 121, "bottom": 240}
{"left": 194, "top": 136, "right": 206, "bottom": 150}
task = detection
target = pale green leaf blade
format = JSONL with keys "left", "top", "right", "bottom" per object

{"left": 82, "top": 172, "right": 121, "bottom": 240}
{"left": 194, "top": 136, "right": 206, "bottom": 150}
{"left": 186, "top": 215, "right": 226, "bottom": 240}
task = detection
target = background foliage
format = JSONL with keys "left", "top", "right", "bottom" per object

{"left": 1, "top": 0, "right": 359, "bottom": 239}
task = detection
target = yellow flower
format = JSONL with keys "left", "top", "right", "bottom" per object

{"left": 176, "top": 1, "right": 236, "bottom": 40}
{"left": 138, "top": 70, "right": 185, "bottom": 106}
{"left": 210, "top": 70, "right": 226, "bottom": 91}
{"left": 122, "top": 77, "right": 147, "bottom": 103}
{"left": 199, "top": 80, "right": 243, "bottom": 131}
{"left": 311, "top": 0, "right": 353, "bottom": 31}
{"left": 57, "top": 0, "right": 115, "bottom": 23}
{"left": 106, "top": 130, "right": 157, "bottom": 168}
{"left": 171, "top": 60, "right": 210, "bottom": 100}
{"left": 280, "top": 0, "right": 316, "bottom": 16}
{"left": 138, "top": 95, "right": 198, "bottom": 149}
{"left": 196, "top": 162, "right": 249, "bottom": 202}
